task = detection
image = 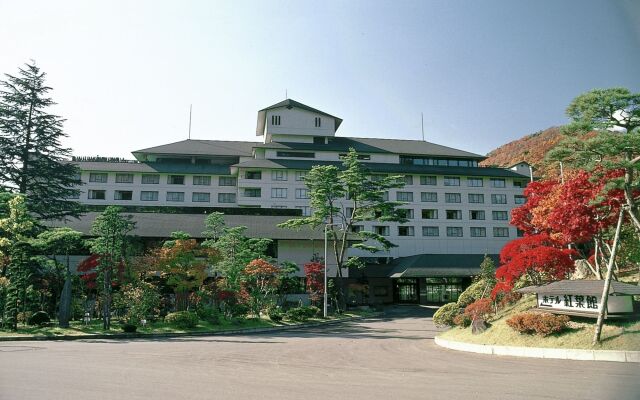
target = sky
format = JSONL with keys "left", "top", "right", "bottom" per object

{"left": 1, "top": 0, "right": 639, "bottom": 159}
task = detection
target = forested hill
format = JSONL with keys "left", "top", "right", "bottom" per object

{"left": 480, "top": 126, "right": 565, "bottom": 179}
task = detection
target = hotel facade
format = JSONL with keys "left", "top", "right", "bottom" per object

{"left": 61, "top": 99, "right": 529, "bottom": 305}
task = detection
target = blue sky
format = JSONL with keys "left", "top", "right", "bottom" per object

{"left": 1, "top": 0, "right": 639, "bottom": 158}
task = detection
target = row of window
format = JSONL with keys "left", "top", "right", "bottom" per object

{"left": 245, "top": 170, "right": 308, "bottom": 181}
{"left": 354, "top": 225, "right": 512, "bottom": 238}
{"left": 88, "top": 173, "right": 237, "bottom": 186}
{"left": 269, "top": 115, "right": 322, "bottom": 128}
{"left": 396, "top": 192, "right": 525, "bottom": 205}
{"left": 410, "top": 209, "right": 509, "bottom": 221}
{"left": 87, "top": 190, "right": 237, "bottom": 203}
{"left": 399, "top": 156, "right": 480, "bottom": 168}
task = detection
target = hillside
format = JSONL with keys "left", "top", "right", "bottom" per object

{"left": 480, "top": 127, "right": 565, "bottom": 179}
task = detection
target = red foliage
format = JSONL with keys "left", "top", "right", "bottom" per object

{"left": 244, "top": 258, "right": 280, "bottom": 278}
{"left": 506, "top": 312, "right": 570, "bottom": 336}
{"left": 492, "top": 234, "right": 576, "bottom": 297}
{"left": 76, "top": 254, "right": 125, "bottom": 289}
{"left": 464, "top": 298, "right": 493, "bottom": 320}
{"left": 304, "top": 262, "right": 324, "bottom": 303}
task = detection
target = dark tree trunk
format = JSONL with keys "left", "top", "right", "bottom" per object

{"left": 58, "top": 254, "right": 72, "bottom": 328}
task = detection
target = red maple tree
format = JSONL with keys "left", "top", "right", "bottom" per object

{"left": 304, "top": 262, "right": 324, "bottom": 304}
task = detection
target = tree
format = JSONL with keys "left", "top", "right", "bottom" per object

{"left": 279, "top": 149, "right": 407, "bottom": 309}
{"left": 304, "top": 262, "right": 325, "bottom": 306}
{"left": 242, "top": 258, "right": 280, "bottom": 317}
{"left": 0, "top": 195, "right": 38, "bottom": 330}
{"left": 34, "top": 227, "right": 84, "bottom": 328}
{"left": 89, "top": 206, "right": 135, "bottom": 330}
{"left": 0, "top": 61, "right": 81, "bottom": 219}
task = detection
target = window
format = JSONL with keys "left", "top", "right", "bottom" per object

{"left": 271, "top": 188, "right": 287, "bottom": 198}
{"left": 514, "top": 195, "right": 526, "bottom": 205}
{"left": 493, "top": 227, "right": 510, "bottom": 237}
{"left": 271, "top": 115, "right": 281, "bottom": 125}
{"left": 446, "top": 227, "right": 463, "bottom": 237}
{"left": 346, "top": 207, "right": 354, "bottom": 218}
{"left": 271, "top": 205, "right": 287, "bottom": 209}
{"left": 114, "top": 190, "right": 132, "bottom": 200}
{"left": 421, "top": 192, "right": 438, "bottom": 202}
{"left": 218, "top": 193, "right": 236, "bottom": 203}
{"left": 403, "top": 175, "right": 414, "bottom": 185}
{"left": 513, "top": 180, "right": 526, "bottom": 188}
{"left": 420, "top": 176, "right": 437, "bottom": 185}
{"left": 398, "top": 209, "right": 414, "bottom": 219}
{"left": 88, "top": 189, "right": 105, "bottom": 200}
{"left": 192, "top": 192, "right": 210, "bottom": 202}
{"left": 115, "top": 173, "right": 133, "bottom": 183}
{"left": 295, "top": 171, "right": 307, "bottom": 181}
{"left": 276, "top": 151, "right": 315, "bottom": 158}
{"left": 490, "top": 178, "right": 506, "bottom": 188}
{"left": 422, "top": 209, "right": 438, "bottom": 219}
{"left": 168, "top": 175, "right": 185, "bottom": 185}
{"left": 350, "top": 225, "right": 364, "bottom": 233}
{"left": 313, "top": 136, "right": 325, "bottom": 144}
{"left": 517, "top": 229, "right": 525, "bottom": 237}
{"left": 445, "top": 193, "right": 461, "bottom": 203}
{"left": 422, "top": 226, "right": 439, "bottom": 237}
{"left": 370, "top": 174, "right": 387, "bottom": 182}
{"left": 446, "top": 210, "right": 462, "bottom": 220}
{"left": 491, "top": 194, "right": 507, "bottom": 204}
{"left": 470, "top": 227, "right": 486, "bottom": 237}
{"left": 272, "top": 170, "right": 288, "bottom": 181}
{"left": 469, "top": 210, "right": 485, "bottom": 220}
{"left": 295, "top": 188, "right": 310, "bottom": 199}
{"left": 340, "top": 153, "right": 371, "bottom": 160}
{"left": 374, "top": 226, "right": 390, "bottom": 236}
{"left": 89, "top": 173, "right": 108, "bottom": 183}
{"left": 396, "top": 191, "right": 413, "bottom": 202}
{"left": 219, "top": 176, "right": 237, "bottom": 186}
{"left": 142, "top": 174, "right": 160, "bottom": 184}
{"left": 166, "top": 192, "right": 185, "bottom": 202}
{"left": 400, "top": 156, "right": 479, "bottom": 167}
{"left": 243, "top": 188, "right": 261, "bottom": 198}
{"left": 398, "top": 226, "right": 415, "bottom": 236}
{"left": 381, "top": 191, "right": 389, "bottom": 201}
{"left": 193, "top": 176, "right": 211, "bottom": 186}
{"left": 467, "top": 177, "right": 483, "bottom": 187}
{"left": 140, "top": 191, "right": 158, "bottom": 201}
{"left": 296, "top": 206, "right": 311, "bottom": 216}
{"left": 492, "top": 211, "right": 509, "bottom": 220}
{"left": 314, "top": 117, "right": 321, "bottom": 127}
{"left": 245, "top": 171, "right": 262, "bottom": 180}
{"left": 468, "top": 193, "right": 484, "bottom": 203}
{"left": 444, "top": 176, "right": 460, "bottom": 186}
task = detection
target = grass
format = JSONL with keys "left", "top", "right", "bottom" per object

{"left": 439, "top": 295, "right": 640, "bottom": 351}
{"left": 0, "top": 310, "right": 373, "bottom": 339}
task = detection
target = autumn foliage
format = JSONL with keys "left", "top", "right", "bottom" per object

{"left": 304, "top": 262, "right": 324, "bottom": 304}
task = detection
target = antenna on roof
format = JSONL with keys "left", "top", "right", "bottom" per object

{"left": 188, "top": 104, "right": 192, "bottom": 140}
{"left": 421, "top": 112, "right": 425, "bottom": 141}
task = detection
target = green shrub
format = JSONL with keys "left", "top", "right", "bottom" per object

{"left": 121, "top": 323, "right": 137, "bottom": 333}
{"left": 28, "top": 311, "right": 50, "bottom": 326}
{"left": 452, "top": 313, "right": 471, "bottom": 327}
{"left": 268, "top": 307, "right": 284, "bottom": 322}
{"left": 506, "top": 312, "right": 570, "bottom": 337}
{"left": 285, "top": 306, "right": 320, "bottom": 322}
{"left": 164, "top": 311, "right": 199, "bottom": 329}
{"left": 433, "top": 302, "right": 461, "bottom": 327}
{"left": 17, "top": 311, "right": 32, "bottom": 324}
{"left": 457, "top": 280, "right": 490, "bottom": 307}
{"left": 196, "top": 306, "right": 221, "bottom": 324}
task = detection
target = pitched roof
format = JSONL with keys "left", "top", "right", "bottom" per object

{"left": 132, "top": 139, "right": 259, "bottom": 157}
{"left": 517, "top": 280, "right": 640, "bottom": 296}
{"left": 352, "top": 254, "right": 497, "bottom": 278}
{"left": 256, "top": 136, "right": 485, "bottom": 158}
{"left": 256, "top": 99, "right": 343, "bottom": 134}
{"left": 233, "top": 158, "right": 527, "bottom": 178}
{"left": 72, "top": 161, "right": 232, "bottom": 175}
{"left": 47, "top": 212, "right": 324, "bottom": 240}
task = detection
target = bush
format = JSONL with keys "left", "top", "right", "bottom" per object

{"left": 464, "top": 298, "right": 494, "bottom": 321}
{"left": 506, "top": 312, "right": 570, "bottom": 337}
{"left": 164, "top": 311, "right": 199, "bottom": 329}
{"left": 497, "top": 291, "right": 522, "bottom": 310}
{"left": 196, "top": 306, "right": 221, "bottom": 324}
{"left": 121, "top": 323, "right": 138, "bottom": 333}
{"left": 457, "top": 280, "right": 489, "bottom": 307}
{"left": 285, "top": 306, "right": 320, "bottom": 321}
{"left": 28, "top": 311, "right": 50, "bottom": 326}
{"left": 268, "top": 307, "right": 284, "bottom": 322}
{"left": 452, "top": 313, "right": 471, "bottom": 327}
{"left": 433, "top": 302, "right": 461, "bottom": 327}
{"left": 17, "top": 311, "right": 32, "bottom": 324}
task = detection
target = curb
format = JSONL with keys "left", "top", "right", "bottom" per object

{"left": 434, "top": 336, "right": 640, "bottom": 363}
{"left": 0, "top": 313, "right": 376, "bottom": 343}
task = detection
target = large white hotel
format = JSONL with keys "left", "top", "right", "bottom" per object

{"left": 62, "top": 99, "right": 530, "bottom": 305}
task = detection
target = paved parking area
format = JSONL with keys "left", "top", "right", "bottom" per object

{"left": 1, "top": 305, "right": 638, "bottom": 400}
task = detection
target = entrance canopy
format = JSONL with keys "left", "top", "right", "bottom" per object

{"left": 517, "top": 280, "right": 640, "bottom": 296}
{"left": 352, "top": 254, "right": 498, "bottom": 279}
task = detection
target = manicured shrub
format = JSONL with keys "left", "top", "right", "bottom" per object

{"left": 452, "top": 313, "right": 471, "bottom": 327}
{"left": 457, "top": 280, "right": 490, "bottom": 307}
{"left": 164, "top": 311, "right": 199, "bottom": 329}
{"left": 121, "top": 323, "right": 137, "bottom": 333}
{"left": 463, "top": 298, "right": 493, "bottom": 321}
{"left": 28, "top": 311, "right": 50, "bottom": 326}
{"left": 496, "top": 291, "right": 522, "bottom": 310}
{"left": 506, "top": 312, "right": 570, "bottom": 337}
{"left": 285, "top": 306, "right": 320, "bottom": 321}
{"left": 433, "top": 302, "right": 461, "bottom": 327}
{"left": 268, "top": 307, "right": 284, "bottom": 322}
{"left": 196, "top": 306, "right": 221, "bottom": 324}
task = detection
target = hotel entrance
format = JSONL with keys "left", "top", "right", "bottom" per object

{"left": 393, "top": 278, "right": 419, "bottom": 303}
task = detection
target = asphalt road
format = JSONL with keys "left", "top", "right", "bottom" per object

{"left": 0, "top": 306, "right": 638, "bottom": 400}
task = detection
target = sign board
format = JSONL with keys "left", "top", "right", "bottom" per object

{"left": 537, "top": 294, "right": 633, "bottom": 315}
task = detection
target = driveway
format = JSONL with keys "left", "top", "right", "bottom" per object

{"left": 0, "top": 305, "right": 638, "bottom": 400}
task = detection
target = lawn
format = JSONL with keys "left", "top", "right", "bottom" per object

{"left": 439, "top": 295, "right": 640, "bottom": 351}
{"left": 0, "top": 311, "right": 372, "bottom": 339}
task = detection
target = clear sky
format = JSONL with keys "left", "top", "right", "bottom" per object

{"left": 1, "top": 0, "right": 639, "bottom": 159}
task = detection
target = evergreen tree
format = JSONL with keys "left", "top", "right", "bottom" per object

{"left": 0, "top": 61, "right": 81, "bottom": 220}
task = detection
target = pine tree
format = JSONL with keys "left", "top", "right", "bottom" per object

{"left": 0, "top": 61, "right": 81, "bottom": 220}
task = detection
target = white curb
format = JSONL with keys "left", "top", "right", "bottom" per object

{"left": 434, "top": 336, "right": 640, "bottom": 363}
